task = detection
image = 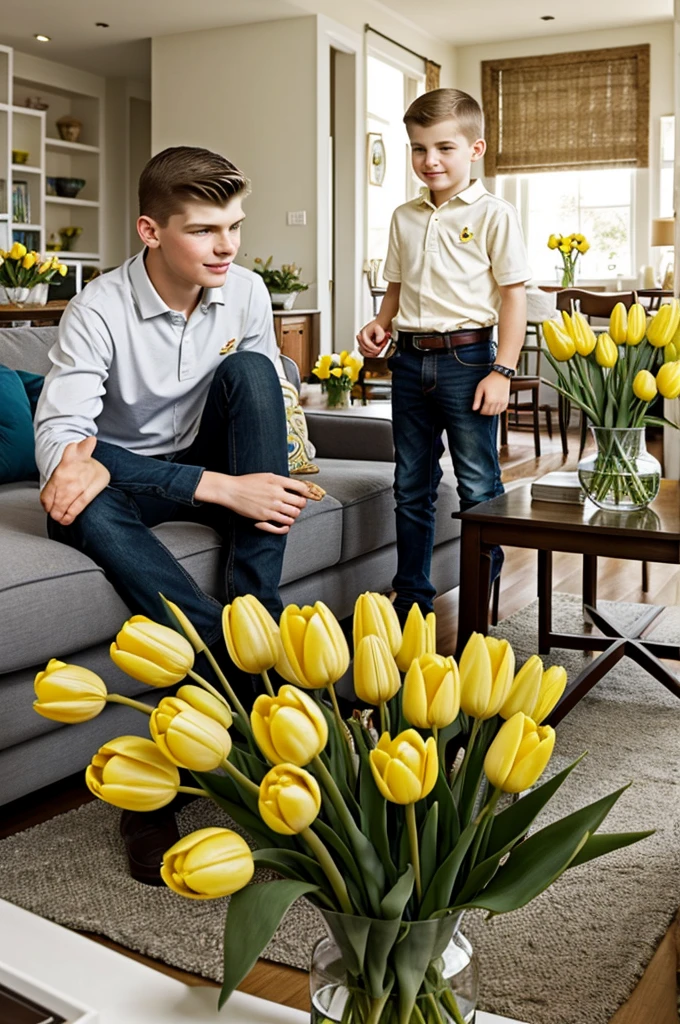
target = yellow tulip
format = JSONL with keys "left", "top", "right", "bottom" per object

{"left": 22, "top": 252, "right": 37, "bottom": 270}
{"left": 58, "top": 264, "right": 68, "bottom": 277}
{"left": 547, "top": 234, "right": 560, "bottom": 250}
{"left": 9, "top": 241, "right": 27, "bottom": 260}
{"left": 608, "top": 303, "right": 628, "bottom": 344}
{"left": 395, "top": 604, "right": 436, "bottom": 673}
{"left": 626, "top": 303, "right": 647, "bottom": 346}
{"left": 110, "top": 615, "right": 195, "bottom": 686}
{"left": 656, "top": 361, "right": 680, "bottom": 400}
{"left": 222, "top": 594, "right": 280, "bottom": 674}
{"left": 574, "top": 239, "right": 590, "bottom": 254}
{"left": 632, "top": 370, "right": 657, "bottom": 403}
{"left": 369, "top": 729, "right": 438, "bottom": 804}
{"left": 38, "top": 260, "right": 52, "bottom": 274}
{"left": 484, "top": 712, "right": 555, "bottom": 793}
{"left": 258, "top": 763, "right": 321, "bottom": 834}
{"left": 542, "top": 319, "right": 575, "bottom": 361}
{"left": 175, "top": 684, "right": 233, "bottom": 729}
{"left": 402, "top": 653, "right": 460, "bottom": 730}
{"left": 560, "top": 310, "right": 577, "bottom": 342}
{"left": 459, "top": 633, "right": 515, "bottom": 719}
{"left": 277, "top": 601, "right": 350, "bottom": 688}
{"left": 251, "top": 684, "right": 328, "bottom": 765}
{"left": 85, "top": 735, "right": 180, "bottom": 810}
{"left": 343, "top": 356, "right": 363, "bottom": 383}
{"left": 313, "top": 355, "right": 333, "bottom": 380}
{"left": 647, "top": 300, "right": 680, "bottom": 348}
{"left": 330, "top": 367, "right": 344, "bottom": 377}
{"left": 498, "top": 654, "right": 544, "bottom": 720}
{"left": 530, "top": 665, "right": 567, "bottom": 724}
{"left": 571, "top": 312, "right": 597, "bottom": 356}
{"left": 595, "top": 332, "right": 618, "bottom": 368}
{"left": 354, "top": 634, "right": 401, "bottom": 705}
{"left": 353, "top": 591, "right": 402, "bottom": 657}
{"left": 558, "top": 242, "right": 571, "bottom": 254}
{"left": 664, "top": 342, "right": 678, "bottom": 364}
{"left": 162, "top": 597, "right": 206, "bottom": 652}
{"left": 150, "top": 696, "right": 232, "bottom": 771}
{"left": 33, "top": 659, "right": 107, "bottom": 723}
{"left": 161, "top": 827, "right": 254, "bottom": 899}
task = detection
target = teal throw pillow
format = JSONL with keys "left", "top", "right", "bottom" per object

{"left": 0, "top": 365, "right": 45, "bottom": 483}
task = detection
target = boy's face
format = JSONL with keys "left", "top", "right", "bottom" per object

{"left": 138, "top": 195, "right": 245, "bottom": 290}
{"left": 407, "top": 118, "right": 486, "bottom": 202}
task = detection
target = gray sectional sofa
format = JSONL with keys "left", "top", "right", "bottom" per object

{"left": 0, "top": 325, "right": 461, "bottom": 805}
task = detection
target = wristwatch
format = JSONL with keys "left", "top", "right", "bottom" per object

{"left": 491, "top": 364, "right": 516, "bottom": 379}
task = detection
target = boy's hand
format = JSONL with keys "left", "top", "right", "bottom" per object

{"left": 196, "top": 471, "right": 310, "bottom": 534}
{"left": 472, "top": 372, "right": 511, "bottom": 416}
{"left": 356, "top": 320, "right": 391, "bottom": 358}
{"left": 41, "top": 436, "right": 111, "bottom": 526}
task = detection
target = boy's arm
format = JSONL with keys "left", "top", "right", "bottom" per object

{"left": 356, "top": 282, "right": 401, "bottom": 357}
{"left": 472, "top": 282, "right": 527, "bottom": 416}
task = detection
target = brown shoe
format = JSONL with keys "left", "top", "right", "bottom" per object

{"left": 119, "top": 807, "right": 180, "bottom": 886}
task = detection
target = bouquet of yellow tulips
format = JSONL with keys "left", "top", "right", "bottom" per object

{"left": 312, "top": 350, "right": 364, "bottom": 407}
{"left": 541, "top": 300, "right": 680, "bottom": 509}
{"left": 547, "top": 232, "right": 589, "bottom": 287}
{"left": 33, "top": 591, "right": 650, "bottom": 1023}
{"left": 0, "top": 241, "right": 68, "bottom": 294}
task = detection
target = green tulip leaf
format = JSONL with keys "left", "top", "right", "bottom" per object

{"left": 348, "top": 719, "right": 397, "bottom": 886}
{"left": 219, "top": 879, "right": 319, "bottom": 1008}
{"left": 429, "top": 764, "right": 460, "bottom": 850}
{"left": 392, "top": 917, "right": 457, "bottom": 1024}
{"left": 419, "top": 803, "right": 439, "bottom": 897}
{"left": 252, "top": 848, "right": 331, "bottom": 893}
{"left": 566, "top": 829, "right": 655, "bottom": 869}
{"left": 313, "top": 819, "right": 369, "bottom": 913}
{"left": 191, "top": 771, "right": 291, "bottom": 850}
{"left": 418, "top": 820, "right": 478, "bottom": 920}
{"left": 380, "top": 865, "right": 415, "bottom": 920}
{"left": 643, "top": 415, "right": 679, "bottom": 430}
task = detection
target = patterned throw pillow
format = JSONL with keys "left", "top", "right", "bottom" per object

{"left": 280, "top": 378, "right": 318, "bottom": 475}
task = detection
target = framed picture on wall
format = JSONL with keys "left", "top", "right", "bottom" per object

{"left": 367, "top": 132, "right": 386, "bottom": 187}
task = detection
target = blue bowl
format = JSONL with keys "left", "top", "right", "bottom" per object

{"left": 55, "top": 177, "right": 86, "bottom": 198}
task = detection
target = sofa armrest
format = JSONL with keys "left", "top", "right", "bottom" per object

{"left": 305, "top": 410, "right": 394, "bottom": 462}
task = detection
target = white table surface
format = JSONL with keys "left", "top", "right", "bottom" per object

{"left": 0, "top": 899, "right": 527, "bottom": 1024}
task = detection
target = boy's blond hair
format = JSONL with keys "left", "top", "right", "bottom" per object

{"left": 139, "top": 146, "right": 250, "bottom": 226}
{"left": 403, "top": 88, "right": 484, "bottom": 144}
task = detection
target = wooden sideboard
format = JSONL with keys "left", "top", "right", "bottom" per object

{"left": 273, "top": 309, "right": 320, "bottom": 379}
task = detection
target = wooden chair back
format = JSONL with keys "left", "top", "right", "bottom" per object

{"left": 556, "top": 289, "right": 637, "bottom": 320}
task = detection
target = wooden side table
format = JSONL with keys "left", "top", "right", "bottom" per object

{"left": 0, "top": 300, "right": 68, "bottom": 324}
{"left": 273, "top": 309, "right": 320, "bottom": 379}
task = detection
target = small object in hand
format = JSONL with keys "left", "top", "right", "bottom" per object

{"left": 304, "top": 481, "right": 326, "bottom": 501}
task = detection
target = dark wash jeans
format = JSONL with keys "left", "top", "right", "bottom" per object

{"left": 389, "top": 339, "right": 504, "bottom": 618}
{"left": 47, "top": 351, "right": 289, "bottom": 648}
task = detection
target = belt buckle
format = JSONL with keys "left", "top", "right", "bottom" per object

{"left": 412, "top": 333, "right": 443, "bottom": 351}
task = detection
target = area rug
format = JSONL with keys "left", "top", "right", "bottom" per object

{"left": 1, "top": 594, "right": 678, "bottom": 1024}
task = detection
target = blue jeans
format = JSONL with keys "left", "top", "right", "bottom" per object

{"left": 47, "top": 351, "right": 289, "bottom": 647}
{"left": 390, "top": 340, "right": 504, "bottom": 618}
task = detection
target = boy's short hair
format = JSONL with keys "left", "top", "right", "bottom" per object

{"left": 139, "top": 146, "right": 250, "bottom": 225}
{"left": 403, "top": 88, "right": 484, "bottom": 143}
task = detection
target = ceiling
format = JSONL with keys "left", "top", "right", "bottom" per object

{"left": 0, "top": 0, "right": 672, "bottom": 79}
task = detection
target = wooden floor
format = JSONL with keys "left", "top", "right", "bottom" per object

{"left": 2, "top": 422, "right": 679, "bottom": 1021}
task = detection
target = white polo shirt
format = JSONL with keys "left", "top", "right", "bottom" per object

{"left": 384, "top": 179, "right": 531, "bottom": 333}
{"left": 35, "top": 251, "right": 278, "bottom": 484}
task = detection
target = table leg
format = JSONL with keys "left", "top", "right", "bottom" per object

{"left": 456, "top": 521, "right": 489, "bottom": 657}
{"left": 537, "top": 549, "right": 553, "bottom": 654}
{"left": 583, "top": 554, "right": 598, "bottom": 608}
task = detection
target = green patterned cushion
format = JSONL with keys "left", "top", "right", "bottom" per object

{"left": 280, "top": 378, "right": 318, "bottom": 475}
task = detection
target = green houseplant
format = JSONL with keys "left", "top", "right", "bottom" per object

{"left": 253, "top": 255, "right": 309, "bottom": 309}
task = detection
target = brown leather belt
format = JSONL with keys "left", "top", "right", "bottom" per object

{"left": 397, "top": 327, "right": 493, "bottom": 352}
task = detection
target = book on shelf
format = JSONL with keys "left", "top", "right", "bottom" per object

{"left": 531, "top": 471, "right": 585, "bottom": 504}
{"left": 11, "top": 180, "right": 30, "bottom": 224}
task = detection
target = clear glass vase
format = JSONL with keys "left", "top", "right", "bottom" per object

{"left": 324, "top": 385, "right": 351, "bottom": 409}
{"left": 2, "top": 284, "right": 48, "bottom": 307}
{"left": 309, "top": 915, "right": 478, "bottom": 1024}
{"left": 578, "top": 427, "right": 661, "bottom": 510}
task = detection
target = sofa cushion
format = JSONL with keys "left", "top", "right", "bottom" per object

{"left": 0, "top": 325, "right": 56, "bottom": 374}
{"left": 0, "top": 366, "right": 41, "bottom": 483}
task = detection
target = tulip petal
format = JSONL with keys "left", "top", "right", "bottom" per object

{"left": 402, "top": 660, "right": 429, "bottom": 729}
{"left": 504, "top": 728, "right": 555, "bottom": 793}
{"left": 110, "top": 647, "right": 185, "bottom": 687}
{"left": 383, "top": 758, "right": 422, "bottom": 804}
{"left": 459, "top": 633, "right": 492, "bottom": 717}
{"left": 483, "top": 712, "right": 525, "bottom": 789}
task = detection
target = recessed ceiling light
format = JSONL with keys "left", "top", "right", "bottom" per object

{"left": 540, "top": 15, "right": 555, "bottom": 20}
{"left": 95, "top": 22, "right": 109, "bottom": 28}
{"left": 34, "top": 33, "right": 51, "bottom": 42}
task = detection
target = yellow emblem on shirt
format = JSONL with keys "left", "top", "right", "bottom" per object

{"left": 220, "top": 338, "right": 237, "bottom": 356}
{"left": 459, "top": 227, "right": 474, "bottom": 243}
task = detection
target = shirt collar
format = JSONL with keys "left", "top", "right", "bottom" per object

{"left": 417, "top": 178, "right": 487, "bottom": 210}
{"left": 128, "top": 250, "right": 226, "bottom": 321}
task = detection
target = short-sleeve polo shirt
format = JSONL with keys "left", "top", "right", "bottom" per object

{"left": 383, "top": 179, "right": 531, "bottom": 332}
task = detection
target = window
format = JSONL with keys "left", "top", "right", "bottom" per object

{"left": 660, "top": 115, "right": 674, "bottom": 219}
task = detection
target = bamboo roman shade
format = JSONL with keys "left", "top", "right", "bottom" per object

{"left": 482, "top": 44, "right": 650, "bottom": 177}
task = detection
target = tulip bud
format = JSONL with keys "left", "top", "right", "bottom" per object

{"left": 542, "top": 320, "right": 575, "bottom": 361}
{"left": 571, "top": 312, "right": 596, "bottom": 356}
{"left": 530, "top": 665, "right": 567, "bottom": 724}
{"left": 38, "top": 260, "right": 51, "bottom": 274}
{"left": 9, "top": 241, "right": 27, "bottom": 260}
{"left": 222, "top": 595, "right": 280, "bottom": 674}
{"left": 354, "top": 634, "right": 401, "bottom": 705}
{"left": 664, "top": 342, "right": 678, "bottom": 364}
{"left": 110, "top": 615, "right": 195, "bottom": 686}
{"left": 626, "top": 304, "right": 647, "bottom": 345}
{"left": 484, "top": 712, "right": 555, "bottom": 793}
{"left": 175, "top": 684, "right": 232, "bottom": 729}
{"left": 58, "top": 264, "right": 68, "bottom": 277}
{"left": 277, "top": 602, "right": 350, "bottom": 688}
{"left": 22, "top": 253, "right": 37, "bottom": 270}
{"left": 395, "top": 604, "right": 436, "bottom": 673}
{"left": 161, "top": 827, "right": 254, "bottom": 899}
{"left": 656, "top": 361, "right": 680, "bottom": 400}
{"left": 150, "top": 696, "right": 232, "bottom": 771}
{"left": 353, "top": 592, "right": 402, "bottom": 657}
{"left": 402, "top": 653, "right": 460, "bottom": 730}
{"left": 258, "top": 763, "right": 321, "bottom": 834}
{"left": 251, "top": 684, "right": 328, "bottom": 765}
{"left": 647, "top": 300, "right": 680, "bottom": 348}
{"left": 369, "top": 729, "right": 438, "bottom": 804}
{"left": 632, "top": 370, "right": 657, "bottom": 403}
{"left": 33, "top": 659, "right": 107, "bottom": 723}
{"left": 608, "top": 302, "right": 628, "bottom": 345}
{"left": 459, "top": 633, "right": 515, "bottom": 720}
{"left": 86, "top": 735, "right": 180, "bottom": 811}
{"left": 498, "top": 654, "right": 544, "bottom": 720}
{"left": 595, "top": 333, "right": 618, "bottom": 368}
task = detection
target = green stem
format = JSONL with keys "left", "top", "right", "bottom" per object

{"left": 106, "top": 694, "right": 152, "bottom": 715}
{"left": 367, "top": 992, "right": 392, "bottom": 1024}
{"left": 441, "top": 989, "right": 467, "bottom": 1024}
{"left": 187, "top": 668, "right": 233, "bottom": 711}
{"left": 200, "top": 649, "right": 250, "bottom": 725}
{"left": 380, "top": 702, "right": 389, "bottom": 735}
{"left": 328, "top": 682, "right": 356, "bottom": 785}
{"left": 312, "top": 755, "right": 358, "bottom": 835}
{"left": 177, "top": 786, "right": 210, "bottom": 797}
{"left": 301, "top": 826, "right": 354, "bottom": 914}
{"left": 431, "top": 724, "right": 438, "bottom": 747}
{"left": 221, "top": 757, "right": 261, "bottom": 798}
{"left": 468, "top": 788, "right": 501, "bottom": 867}
{"left": 261, "top": 669, "right": 275, "bottom": 697}
{"left": 426, "top": 993, "right": 446, "bottom": 1024}
{"left": 406, "top": 802, "right": 422, "bottom": 902}
{"left": 451, "top": 716, "right": 481, "bottom": 792}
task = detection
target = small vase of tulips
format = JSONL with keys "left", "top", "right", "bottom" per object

{"left": 0, "top": 242, "right": 68, "bottom": 307}
{"left": 547, "top": 232, "right": 589, "bottom": 287}
{"left": 312, "top": 350, "right": 364, "bottom": 407}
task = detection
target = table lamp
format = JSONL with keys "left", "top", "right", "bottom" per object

{"left": 651, "top": 217, "right": 675, "bottom": 289}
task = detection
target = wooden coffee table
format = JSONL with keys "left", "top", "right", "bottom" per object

{"left": 456, "top": 481, "right": 680, "bottom": 725}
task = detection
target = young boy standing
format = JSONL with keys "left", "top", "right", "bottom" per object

{"left": 357, "top": 88, "right": 530, "bottom": 622}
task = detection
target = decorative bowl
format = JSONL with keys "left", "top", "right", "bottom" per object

{"left": 12, "top": 150, "right": 29, "bottom": 165}
{"left": 55, "top": 177, "right": 86, "bottom": 199}
{"left": 56, "top": 116, "right": 82, "bottom": 143}
{"left": 46, "top": 177, "right": 57, "bottom": 196}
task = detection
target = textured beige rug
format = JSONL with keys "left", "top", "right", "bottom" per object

{"left": 1, "top": 594, "right": 678, "bottom": 1024}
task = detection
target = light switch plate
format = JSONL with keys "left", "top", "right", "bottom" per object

{"left": 287, "top": 211, "right": 306, "bottom": 226}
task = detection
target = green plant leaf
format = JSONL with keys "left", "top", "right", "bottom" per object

{"left": 430, "top": 763, "right": 460, "bottom": 851}
{"left": 380, "top": 865, "right": 415, "bottom": 920}
{"left": 419, "top": 802, "right": 438, "bottom": 898}
{"left": 567, "top": 829, "right": 655, "bottom": 869}
{"left": 418, "top": 820, "right": 478, "bottom": 920}
{"left": 219, "top": 880, "right": 319, "bottom": 1008}
{"left": 348, "top": 718, "right": 397, "bottom": 886}
{"left": 190, "top": 771, "right": 288, "bottom": 849}
{"left": 252, "top": 847, "right": 331, "bottom": 890}
{"left": 643, "top": 415, "right": 679, "bottom": 430}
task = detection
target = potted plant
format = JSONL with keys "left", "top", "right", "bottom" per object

{"left": 547, "top": 232, "right": 590, "bottom": 287}
{"left": 0, "top": 242, "right": 68, "bottom": 307}
{"left": 253, "top": 255, "right": 309, "bottom": 309}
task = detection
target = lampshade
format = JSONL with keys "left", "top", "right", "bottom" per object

{"left": 651, "top": 217, "right": 675, "bottom": 247}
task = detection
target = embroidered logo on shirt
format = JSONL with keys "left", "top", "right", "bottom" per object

{"left": 459, "top": 227, "right": 474, "bottom": 243}
{"left": 219, "top": 338, "right": 237, "bottom": 355}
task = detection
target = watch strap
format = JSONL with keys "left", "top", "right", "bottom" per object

{"left": 491, "top": 363, "right": 516, "bottom": 379}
